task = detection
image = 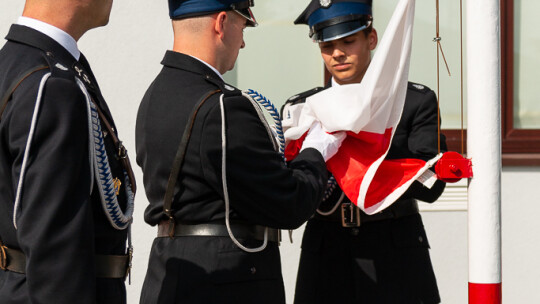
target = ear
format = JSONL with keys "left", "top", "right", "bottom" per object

{"left": 368, "top": 28, "right": 378, "bottom": 51}
{"left": 214, "top": 11, "right": 228, "bottom": 39}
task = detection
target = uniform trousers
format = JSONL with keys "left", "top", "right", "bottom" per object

{"left": 140, "top": 236, "right": 286, "bottom": 304}
{"left": 294, "top": 213, "right": 440, "bottom": 304}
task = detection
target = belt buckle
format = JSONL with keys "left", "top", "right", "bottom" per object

{"left": 0, "top": 245, "right": 7, "bottom": 271}
{"left": 341, "top": 202, "right": 361, "bottom": 227}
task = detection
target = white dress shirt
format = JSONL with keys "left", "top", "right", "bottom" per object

{"left": 188, "top": 54, "right": 224, "bottom": 81}
{"left": 17, "top": 16, "right": 80, "bottom": 60}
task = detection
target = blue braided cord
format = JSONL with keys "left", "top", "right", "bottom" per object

{"left": 89, "top": 103, "right": 133, "bottom": 230}
{"left": 323, "top": 176, "right": 338, "bottom": 201}
{"left": 246, "top": 89, "right": 285, "bottom": 155}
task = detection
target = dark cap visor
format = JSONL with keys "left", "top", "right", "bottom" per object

{"left": 234, "top": 7, "right": 258, "bottom": 27}
{"left": 311, "top": 18, "right": 372, "bottom": 42}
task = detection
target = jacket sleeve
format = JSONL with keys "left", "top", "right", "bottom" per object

{"left": 401, "top": 89, "right": 447, "bottom": 203}
{"left": 10, "top": 76, "right": 97, "bottom": 303}
{"left": 201, "top": 95, "right": 328, "bottom": 229}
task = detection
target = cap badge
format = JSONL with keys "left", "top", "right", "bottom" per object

{"left": 320, "top": 0, "right": 332, "bottom": 8}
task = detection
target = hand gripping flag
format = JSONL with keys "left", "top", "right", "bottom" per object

{"left": 283, "top": 0, "right": 442, "bottom": 214}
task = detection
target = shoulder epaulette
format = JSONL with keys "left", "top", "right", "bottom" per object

{"left": 285, "top": 86, "right": 325, "bottom": 106}
{"left": 408, "top": 82, "right": 432, "bottom": 94}
{"left": 203, "top": 75, "right": 242, "bottom": 97}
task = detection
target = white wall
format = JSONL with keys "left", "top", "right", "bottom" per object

{"left": 2, "top": 1, "right": 540, "bottom": 304}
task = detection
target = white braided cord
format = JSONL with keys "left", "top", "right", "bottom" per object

{"left": 317, "top": 191, "right": 345, "bottom": 216}
{"left": 13, "top": 72, "right": 52, "bottom": 228}
{"left": 220, "top": 94, "right": 268, "bottom": 253}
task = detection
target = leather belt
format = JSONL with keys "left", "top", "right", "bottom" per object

{"left": 0, "top": 245, "right": 130, "bottom": 279}
{"left": 158, "top": 221, "right": 281, "bottom": 243}
{"left": 314, "top": 199, "right": 419, "bottom": 227}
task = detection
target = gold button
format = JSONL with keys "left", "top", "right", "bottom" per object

{"left": 250, "top": 267, "right": 256, "bottom": 274}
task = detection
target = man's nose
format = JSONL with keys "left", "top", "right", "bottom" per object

{"left": 332, "top": 47, "right": 345, "bottom": 59}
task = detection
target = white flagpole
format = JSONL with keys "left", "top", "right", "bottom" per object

{"left": 466, "top": 0, "right": 502, "bottom": 303}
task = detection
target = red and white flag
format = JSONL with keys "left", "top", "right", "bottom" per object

{"left": 283, "top": 0, "right": 441, "bottom": 214}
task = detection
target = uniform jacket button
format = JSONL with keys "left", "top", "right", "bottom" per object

{"left": 250, "top": 267, "right": 256, "bottom": 275}
{"left": 418, "top": 236, "right": 424, "bottom": 243}
{"left": 350, "top": 228, "right": 360, "bottom": 236}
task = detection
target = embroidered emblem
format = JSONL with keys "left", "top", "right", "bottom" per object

{"left": 55, "top": 63, "right": 68, "bottom": 71}
{"left": 320, "top": 0, "right": 332, "bottom": 8}
{"left": 412, "top": 84, "right": 425, "bottom": 90}
{"left": 74, "top": 66, "right": 83, "bottom": 77}
{"left": 113, "top": 177, "right": 122, "bottom": 195}
{"left": 74, "top": 66, "right": 92, "bottom": 84}
{"left": 82, "top": 74, "right": 91, "bottom": 84}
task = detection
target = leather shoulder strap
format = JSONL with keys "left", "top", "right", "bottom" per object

{"left": 163, "top": 89, "right": 221, "bottom": 236}
{"left": 0, "top": 65, "right": 49, "bottom": 122}
{"left": 91, "top": 98, "right": 137, "bottom": 194}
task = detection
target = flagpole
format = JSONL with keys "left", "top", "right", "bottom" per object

{"left": 466, "top": 0, "right": 502, "bottom": 303}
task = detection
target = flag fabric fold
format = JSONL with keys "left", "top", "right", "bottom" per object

{"left": 283, "top": 0, "right": 440, "bottom": 214}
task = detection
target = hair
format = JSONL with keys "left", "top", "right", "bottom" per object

{"left": 361, "top": 15, "right": 374, "bottom": 37}
{"left": 172, "top": 14, "right": 215, "bottom": 35}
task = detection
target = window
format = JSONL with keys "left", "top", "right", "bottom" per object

{"left": 373, "top": 0, "right": 540, "bottom": 166}
{"left": 235, "top": 1, "right": 540, "bottom": 166}
{"left": 500, "top": 0, "right": 540, "bottom": 165}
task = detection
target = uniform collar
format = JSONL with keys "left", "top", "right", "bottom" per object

{"left": 5, "top": 24, "right": 79, "bottom": 65}
{"left": 17, "top": 17, "right": 80, "bottom": 60}
{"left": 161, "top": 50, "right": 224, "bottom": 83}
{"left": 187, "top": 55, "right": 224, "bottom": 81}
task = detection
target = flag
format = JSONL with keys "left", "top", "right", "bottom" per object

{"left": 283, "top": 0, "right": 441, "bottom": 214}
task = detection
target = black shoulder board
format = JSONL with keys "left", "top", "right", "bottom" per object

{"left": 408, "top": 82, "right": 431, "bottom": 94}
{"left": 285, "top": 86, "right": 325, "bottom": 106}
{"left": 204, "top": 75, "right": 241, "bottom": 97}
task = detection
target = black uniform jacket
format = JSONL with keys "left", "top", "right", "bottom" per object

{"left": 135, "top": 51, "right": 328, "bottom": 303}
{"left": 286, "top": 82, "right": 447, "bottom": 304}
{"left": 0, "top": 25, "right": 128, "bottom": 304}
{"left": 136, "top": 51, "right": 328, "bottom": 229}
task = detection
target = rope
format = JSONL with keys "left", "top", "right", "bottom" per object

{"left": 219, "top": 94, "right": 268, "bottom": 253}
{"left": 245, "top": 89, "right": 286, "bottom": 156}
{"left": 460, "top": 0, "right": 465, "bottom": 155}
{"left": 434, "top": 0, "right": 466, "bottom": 155}
{"left": 316, "top": 192, "right": 345, "bottom": 216}
{"left": 434, "top": 0, "right": 452, "bottom": 154}
{"left": 13, "top": 72, "right": 52, "bottom": 228}
{"left": 77, "top": 78, "right": 134, "bottom": 231}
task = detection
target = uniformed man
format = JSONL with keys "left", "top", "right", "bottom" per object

{"left": 135, "top": 1, "right": 344, "bottom": 303}
{"left": 283, "top": 1, "right": 447, "bottom": 303}
{"left": 0, "top": 1, "right": 136, "bottom": 303}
